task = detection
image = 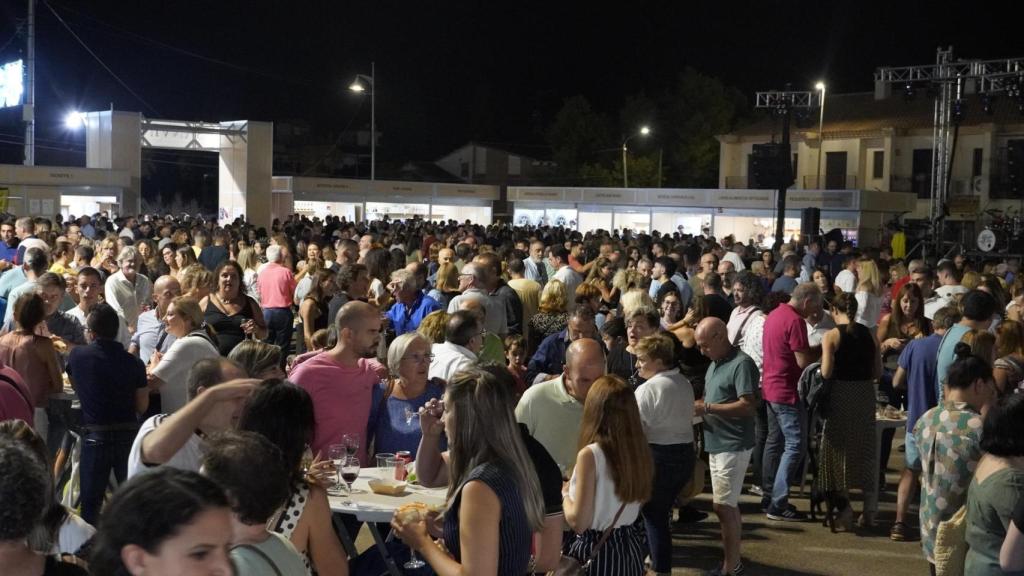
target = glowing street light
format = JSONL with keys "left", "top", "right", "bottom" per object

{"left": 64, "top": 110, "right": 86, "bottom": 130}
{"left": 622, "top": 125, "right": 651, "bottom": 188}
{"left": 349, "top": 62, "right": 376, "bottom": 181}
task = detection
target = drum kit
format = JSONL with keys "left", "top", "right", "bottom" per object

{"left": 976, "top": 208, "right": 1024, "bottom": 253}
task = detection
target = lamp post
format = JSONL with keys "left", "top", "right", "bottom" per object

{"left": 621, "top": 125, "right": 650, "bottom": 188}
{"left": 349, "top": 61, "right": 376, "bottom": 181}
{"left": 815, "top": 81, "right": 826, "bottom": 189}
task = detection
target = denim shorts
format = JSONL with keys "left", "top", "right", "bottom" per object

{"left": 904, "top": 430, "right": 922, "bottom": 471}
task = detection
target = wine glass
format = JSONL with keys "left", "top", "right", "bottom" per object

{"left": 342, "top": 433, "right": 360, "bottom": 458}
{"left": 326, "top": 444, "right": 346, "bottom": 496}
{"left": 341, "top": 456, "right": 361, "bottom": 493}
{"left": 403, "top": 509, "right": 427, "bottom": 571}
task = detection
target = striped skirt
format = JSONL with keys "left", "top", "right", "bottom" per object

{"left": 564, "top": 518, "right": 648, "bottom": 576}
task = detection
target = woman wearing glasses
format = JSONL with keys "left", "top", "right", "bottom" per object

{"left": 368, "top": 332, "right": 446, "bottom": 458}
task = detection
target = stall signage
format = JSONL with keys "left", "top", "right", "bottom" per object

{"left": 436, "top": 184, "right": 500, "bottom": 200}
{"left": 510, "top": 187, "right": 564, "bottom": 201}
{"left": 713, "top": 190, "right": 774, "bottom": 208}
{"left": 581, "top": 188, "right": 635, "bottom": 204}
{"left": 786, "top": 190, "right": 857, "bottom": 210}
{"left": 644, "top": 189, "right": 709, "bottom": 206}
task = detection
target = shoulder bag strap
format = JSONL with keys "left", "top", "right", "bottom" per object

{"left": 584, "top": 502, "right": 628, "bottom": 566}
{"left": 232, "top": 543, "right": 284, "bottom": 576}
{"left": 731, "top": 308, "right": 759, "bottom": 346}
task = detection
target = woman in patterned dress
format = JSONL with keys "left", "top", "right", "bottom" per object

{"left": 817, "top": 292, "right": 882, "bottom": 530}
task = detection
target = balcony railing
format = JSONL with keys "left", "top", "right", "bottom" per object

{"left": 801, "top": 175, "right": 859, "bottom": 190}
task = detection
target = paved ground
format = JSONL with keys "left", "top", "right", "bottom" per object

{"left": 355, "top": 430, "right": 929, "bottom": 575}
{"left": 670, "top": 428, "right": 928, "bottom": 575}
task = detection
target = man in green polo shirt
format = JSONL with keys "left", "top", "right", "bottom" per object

{"left": 515, "top": 338, "right": 605, "bottom": 476}
{"left": 695, "top": 317, "right": 759, "bottom": 576}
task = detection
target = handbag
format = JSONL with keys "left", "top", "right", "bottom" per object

{"left": 934, "top": 505, "right": 968, "bottom": 576}
{"left": 548, "top": 502, "right": 627, "bottom": 576}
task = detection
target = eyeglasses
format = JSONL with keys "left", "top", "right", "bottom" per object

{"left": 403, "top": 353, "right": 434, "bottom": 363}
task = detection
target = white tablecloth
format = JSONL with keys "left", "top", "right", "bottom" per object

{"left": 328, "top": 467, "right": 448, "bottom": 523}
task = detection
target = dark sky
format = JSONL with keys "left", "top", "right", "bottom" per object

{"left": 2, "top": 0, "right": 1024, "bottom": 167}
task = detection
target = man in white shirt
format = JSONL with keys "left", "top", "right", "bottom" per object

{"left": 524, "top": 240, "right": 548, "bottom": 286}
{"left": 549, "top": 246, "right": 582, "bottom": 312}
{"left": 721, "top": 237, "right": 746, "bottom": 272}
{"left": 429, "top": 310, "right": 483, "bottom": 382}
{"left": 68, "top": 267, "right": 131, "bottom": 349}
{"left": 915, "top": 267, "right": 944, "bottom": 320}
{"left": 934, "top": 260, "right": 968, "bottom": 302}
{"left": 446, "top": 262, "right": 508, "bottom": 337}
{"left": 515, "top": 338, "right": 605, "bottom": 475}
{"left": 833, "top": 255, "right": 859, "bottom": 294}
{"left": 127, "top": 357, "right": 256, "bottom": 478}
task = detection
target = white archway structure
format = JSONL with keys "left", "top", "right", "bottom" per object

{"left": 83, "top": 110, "right": 272, "bottom": 227}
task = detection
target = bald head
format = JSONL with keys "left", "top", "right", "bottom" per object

{"left": 457, "top": 296, "right": 486, "bottom": 322}
{"left": 695, "top": 317, "right": 730, "bottom": 361}
{"left": 153, "top": 275, "right": 182, "bottom": 315}
{"left": 336, "top": 300, "right": 378, "bottom": 332}
{"left": 564, "top": 338, "right": 606, "bottom": 402}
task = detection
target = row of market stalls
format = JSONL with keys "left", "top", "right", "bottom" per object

{"left": 271, "top": 176, "right": 498, "bottom": 224}
{"left": 509, "top": 187, "right": 917, "bottom": 247}
{"left": 0, "top": 162, "right": 915, "bottom": 250}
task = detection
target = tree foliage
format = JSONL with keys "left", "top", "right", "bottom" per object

{"left": 545, "top": 68, "right": 747, "bottom": 188}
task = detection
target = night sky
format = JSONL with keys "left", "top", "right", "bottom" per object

{"left": 2, "top": 0, "right": 1024, "bottom": 168}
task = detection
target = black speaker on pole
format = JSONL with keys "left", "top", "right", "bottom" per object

{"left": 801, "top": 207, "right": 821, "bottom": 237}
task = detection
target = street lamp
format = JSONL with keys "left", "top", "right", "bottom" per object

{"left": 64, "top": 110, "right": 86, "bottom": 130}
{"left": 349, "top": 61, "right": 376, "bottom": 181}
{"left": 815, "top": 81, "right": 826, "bottom": 189}
{"left": 621, "top": 125, "right": 650, "bottom": 188}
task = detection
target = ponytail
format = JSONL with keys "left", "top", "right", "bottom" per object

{"left": 946, "top": 342, "right": 993, "bottom": 390}
{"left": 832, "top": 292, "right": 859, "bottom": 333}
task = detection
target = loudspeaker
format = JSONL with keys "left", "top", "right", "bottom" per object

{"left": 750, "top": 143, "right": 790, "bottom": 189}
{"left": 801, "top": 207, "right": 821, "bottom": 237}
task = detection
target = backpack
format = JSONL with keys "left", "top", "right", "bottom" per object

{"left": 798, "top": 362, "right": 831, "bottom": 417}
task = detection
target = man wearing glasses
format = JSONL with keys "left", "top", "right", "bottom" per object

{"left": 690, "top": 252, "right": 719, "bottom": 297}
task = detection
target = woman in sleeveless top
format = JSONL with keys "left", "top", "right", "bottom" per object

{"left": 818, "top": 292, "right": 882, "bottom": 530}
{"left": 995, "top": 319, "right": 1024, "bottom": 395}
{"left": 240, "top": 379, "right": 349, "bottom": 576}
{"left": 201, "top": 261, "right": 267, "bottom": 356}
{"left": 564, "top": 375, "right": 653, "bottom": 576}
{"left": 297, "top": 269, "right": 336, "bottom": 355}
{"left": 391, "top": 368, "right": 544, "bottom": 576}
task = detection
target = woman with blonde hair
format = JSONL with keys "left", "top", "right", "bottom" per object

{"left": 391, "top": 368, "right": 544, "bottom": 575}
{"left": 963, "top": 329, "right": 998, "bottom": 365}
{"left": 564, "top": 374, "right": 652, "bottom": 576}
{"left": 586, "top": 256, "right": 620, "bottom": 310}
{"left": 236, "top": 247, "right": 261, "bottom": 302}
{"left": 228, "top": 339, "right": 284, "bottom": 379}
{"left": 619, "top": 287, "right": 655, "bottom": 319}
{"left": 528, "top": 279, "right": 570, "bottom": 355}
{"left": 855, "top": 257, "right": 883, "bottom": 329}
{"left": 417, "top": 310, "right": 449, "bottom": 344}
{"left": 173, "top": 244, "right": 198, "bottom": 279}
{"left": 146, "top": 296, "right": 220, "bottom": 413}
{"left": 427, "top": 261, "right": 461, "bottom": 309}
{"left": 178, "top": 264, "right": 214, "bottom": 301}
{"left": 91, "top": 236, "right": 120, "bottom": 279}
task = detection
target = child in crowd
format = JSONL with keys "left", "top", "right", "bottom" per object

{"left": 504, "top": 334, "right": 528, "bottom": 397}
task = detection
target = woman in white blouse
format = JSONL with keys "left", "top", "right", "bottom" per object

{"left": 854, "top": 258, "right": 884, "bottom": 330}
{"left": 633, "top": 333, "right": 695, "bottom": 576}
{"left": 146, "top": 297, "right": 220, "bottom": 413}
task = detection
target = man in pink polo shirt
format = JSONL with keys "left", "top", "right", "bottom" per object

{"left": 258, "top": 245, "right": 297, "bottom": 360}
{"left": 760, "top": 282, "right": 822, "bottom": 522}
{"left": 288, "top": 300, "right": 387, "bottom": 465}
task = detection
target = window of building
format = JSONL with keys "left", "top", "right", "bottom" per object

{"left": 912, "top": 149, "right": 932, "bottom": 199}
{"left": 508, "top": 155, "right": 522, "bottom": 176}
{"left": 872, "top": 150, "right": 884, "bottom": 180}
{"left": 972, "top": 148, "right": 984, "bottom": 179}
{"left": 460, "top": 162, "right": 469, "bottom": 178}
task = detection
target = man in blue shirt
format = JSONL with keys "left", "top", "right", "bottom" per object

{"left": 526, "top": 309, "right": 597, "bottom": 385}
{"left": 0, "top": 220, "right": 18, "bottom": 269}
{"left": 889, "top": 305, "right": 958, "bottom": 541}
{"left": 935, "top": 290, "right": 997, "bottom": 401}
{"left": 67, "top": 302, "right": 149, "bottom": 525}
{"left": 385, "top": 269, "right": 441, "bottom": 336}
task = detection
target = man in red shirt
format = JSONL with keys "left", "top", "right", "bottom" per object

{"left": 760, "top": 282, "right": 822, "bottom": 521}
{"left": 257, "top": 245, "right": 297, "bottom": 360}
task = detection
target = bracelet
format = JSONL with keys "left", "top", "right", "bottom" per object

{"left": 706, "top": 403, "right": 713, "bottom": 415}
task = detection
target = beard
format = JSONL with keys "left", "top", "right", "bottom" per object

{"left": 359, "top": 339, "right": 380, "bottom": 358}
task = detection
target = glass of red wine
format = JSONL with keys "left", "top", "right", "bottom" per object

{"left": 341, "top": 456, "right": 361, "bottom": 493}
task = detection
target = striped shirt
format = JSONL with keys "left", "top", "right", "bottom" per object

{"left": 444, "top": 462, "right": 531, "bottom": 576}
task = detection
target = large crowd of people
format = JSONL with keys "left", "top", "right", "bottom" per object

{"left": 1, "top": 210, "right": 1023, "bottom": 575}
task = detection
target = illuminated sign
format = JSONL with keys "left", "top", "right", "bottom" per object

{"left": 1, "top": 59, "right": 24, "bottom": 108}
